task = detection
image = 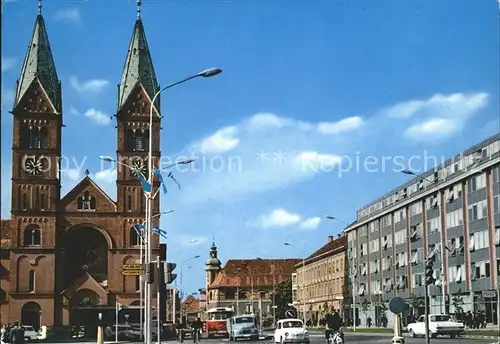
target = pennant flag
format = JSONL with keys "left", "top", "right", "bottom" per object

{"left": 136, "top": 172, "right": 152, "bottom": 193}
{"left": 153, "top": 168, "right": 167, "bottom": 194}
{"left": 167, "top": 172, "right": 181, "bottom": 189}
{"left": 133, "top": 224, "right": 146, "bottom": 243}
{"left": 153, "top": 227, "right": 167, "bottom": 239}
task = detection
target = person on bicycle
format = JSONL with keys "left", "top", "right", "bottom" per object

{"left": 176, "top": 319, "right": 186, "bottom": 343}
{"left": 190, "top": 317, "right": 203, "bottom": 343}
{"left": 325, "top": 310, "right": 343, "bottom": 343}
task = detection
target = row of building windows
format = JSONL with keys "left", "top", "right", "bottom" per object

{"left": 356, "top": 260, "right": 500, "bottom": 295}
{"left": 357, "top": 140, "right": 499, "bottom": 220}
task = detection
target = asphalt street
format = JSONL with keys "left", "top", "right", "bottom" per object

{"left": 38, "top": 333, "right": 499, "bottom": 344}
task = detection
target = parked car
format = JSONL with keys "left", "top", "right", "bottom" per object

{"left": 22, "top": 326, "right": 38, "bottom": 342}
{"left": 407, "top": 314, "right": 465, "bottom": 338}
{"left": 273, "top": 319, "right": 309, "bottom": 344}
{"left": 229, "top": 315, "right": 259, "bottom": 341}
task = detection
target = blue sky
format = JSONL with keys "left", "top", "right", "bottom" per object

{"left": 1, "top": 0, "right": 499, "bottom": 295}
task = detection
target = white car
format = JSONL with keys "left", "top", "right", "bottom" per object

{"left": 22, "top": 326, "right": 38, "bottom": 341}
{"left": 407, "top": 314, "right": 465, "bottom": 338}
{"left": 274, "top": 319, "right": 309, "bottom": 344}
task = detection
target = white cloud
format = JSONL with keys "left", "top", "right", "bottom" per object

{"left": 194, "top": 126, "right": 239, "bottom": 154}
{"left": 383, "top": 92, "right": 488, "bottom": 119}
{"left": 69, "top": 106, "right": 80, "bottom": 116}
{"left": 317, "top": 116, "right": 364, "bottom": 134}
{"left": 84, "top": 108, "right": 111, "bottom": 125}
{"left": 259, "top": 209, "right": 301, "bottom": 229}
{"left": 54, "top": 8, "right": 81, "bottom": 24}
{"left": 299, "top": 217, "right": 321, "bottom": 230}
{"left": 384, "top": 92, "right": 489, "bottom": 142}
{"left": 64, "top": 168, "right": 81, "bottom": 181}
{"left": 1, "top": 57, "right": 16, "bottom": 73}
{"left": 292, "top": 151, "right": 343, "bottom": 173}
{"left": 69, "top": 76, "right": 109, "bottom": 94}
{"left": 94, "top": 169, "right": 116, "bottom": 183}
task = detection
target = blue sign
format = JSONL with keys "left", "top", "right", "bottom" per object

{"left": 285, "top": 307, "right": 297, "bottom": 319}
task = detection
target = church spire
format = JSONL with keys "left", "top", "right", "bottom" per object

{"left": 117, "top": 1, "right": 159, "bottom": 111}
{"left": 14, "top": 0, "right": 60, "bottom": 112}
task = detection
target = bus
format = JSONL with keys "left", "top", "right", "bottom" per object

{"left": 204, "top": 307, "right": 234, "bottom": 338}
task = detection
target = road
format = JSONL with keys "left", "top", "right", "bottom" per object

{"left": 38, "top": 333, "right": 498, "bottom": 344}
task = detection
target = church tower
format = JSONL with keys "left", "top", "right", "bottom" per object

{"left": 205, "top": 241, "right": 221, "bottom": 303}
{"left": 116, "top": 1, "right": 162, "bottom": 250}
{"left": 9, "top": 0, "right": 61, "bottom": 325}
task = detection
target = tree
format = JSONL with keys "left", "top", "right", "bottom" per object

{"left": 361, "top": 299, "right": 370, "bottom": 315}
{"left": 408, "top": 291, "right": 424, "bottom": 314}
{"left": 271, "top": 277, "right": 292, "bottom": 319}
{"left": 452, "top": 296, "right": 464, "bottom": 313}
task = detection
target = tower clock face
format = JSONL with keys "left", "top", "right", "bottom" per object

{"left": 131, "top": 158, "right": 147, "bottom": 177}
{"left": 24, "top": 157, "right": 44, "bottom": 176}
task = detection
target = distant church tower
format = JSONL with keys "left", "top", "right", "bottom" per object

{"left": 205, "top": 241, "right": 221, "bottom": 302}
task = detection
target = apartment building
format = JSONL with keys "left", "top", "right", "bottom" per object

{"left": 345, "top": 134, "right": 500, "bottom": 327}
{"left": 292, "top": 235, "right": 348, "bottom": 324}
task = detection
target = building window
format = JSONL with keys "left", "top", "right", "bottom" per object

{"left": 493, "top": 166, "right": 500, "bottom": 184}
{"left": 494, "top": 195, "right": 499, "bottom": 214}
{"left": 127, "top": 194, "right": 133, "bottom": 211}
{"left": 471, "top": 261, "right": 490, "bottom": 279}
{"left": 28, "top": 270, "right": 35, "bottom": 292}
{"left": 470, "top": 230, "right": 489, "bottom": 251}
{"left": 21, "top": 193, "right": 28, "bottom": 210}
{"left": 77, "top": 191, "right": 96, "bottom": 211}
{"left": 427, "top": 217, "right": 440, "bottom": 233}
{"left": 23, "top": 225, "right": 41, "bottom": 246}
{"left": 126, "top": 129, "right": 149, "bottom": 152}
{"left": 20, "top": 126, "right": 49, "bottom": 149}
{"left": 446, "top": 209, "right": 463, "bottom": 228}
{"left": 259, "top": 291, "right": 266, "bottom": 299}
{"left": 130, "top": 225, "right": 142, "bottom": 246}
{"left": 468, "top": 200, "right": 488, "bottom": 221}
{"left": 135, "top": 276, "right": 140, "bottom": 291}
{"left": 468, "top": 173, "right": 486, "bottom": 193}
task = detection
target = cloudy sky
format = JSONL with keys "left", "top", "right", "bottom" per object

{"left": 1, "top": 0, "right": 499, "bottom": 294}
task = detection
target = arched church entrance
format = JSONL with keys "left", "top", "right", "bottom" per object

{"left": 64, "top": 226, "right": 109, "bottom": 285}
{"left": 21, "top": 302, "right": 41, "bottom": 330}
{"left": 69, "top": 289, "right": 101, "bottom": 339}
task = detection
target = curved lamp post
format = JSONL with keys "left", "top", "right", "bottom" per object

{"left": 284, "top": 242, "right": 307, "bottom": 322}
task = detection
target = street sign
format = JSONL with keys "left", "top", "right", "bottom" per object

{"left": 123, "top": 264, "right": 142, "bottom": 270}
{"left": 285, "top": 307, "right": 297, "bottom": 319}
{"left": 389, "top": 297, "right": 407, "bottom": 314}
{"left": 481, "top": 290, "right": 497, "bottom": 298}
{"left": 122, "top": 270, "right": 142, "bottom": 276}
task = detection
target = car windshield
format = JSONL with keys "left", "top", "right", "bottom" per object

{"left": 23, "top": 326, "right": 34, "bottom": 331}
{"left": 282, "top": 321, "right": 303, "bottom": 328}
{"left": 431, "top": 315, "right": 450, "bottom": 322}
{"left": 235, "top": 317, "right": 254, "bottom": 324}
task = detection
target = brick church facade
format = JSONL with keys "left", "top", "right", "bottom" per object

{"left": 0, "top": 4, "right": 162, "bottom": 330}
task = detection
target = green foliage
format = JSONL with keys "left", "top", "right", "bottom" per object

{"left": 361, "top": 299, "right": 370, "bottom": 314}
{"left": 407, "top": 291, "right": 424, "bottom": 311}
{"left": 272, "top": 277, "right": 292, "bottom": 319}
{"left": 452, "top": 296, "right": 464, "bottom": 312}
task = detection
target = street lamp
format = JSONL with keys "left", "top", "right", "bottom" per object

{"left": 180, "top": 255, "right": 201, "bottom": 299}
{"left": 102, "top": 67, "right": 221, "bottom": 344}
{"left": 284, "top": 242, "right": 307, "bottom": 322}
{"left": 400, "top": 169, "right": 435, "bottom": 183}
{"left": 325, "top": 216, "right": 351, "bottom": 227}
{"left": 145, "top": 69, "right": 221, "bottom": 344}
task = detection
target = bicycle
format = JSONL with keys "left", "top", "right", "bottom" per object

{"left": 191, "top": 328, "right": 201, "bottom": 344}
{"left": 326, "top": 328, "right": 344, "bottom": 344}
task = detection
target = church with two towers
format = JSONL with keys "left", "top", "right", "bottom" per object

{"left": 1, "top": 2, "right": 162, "bottom": 330}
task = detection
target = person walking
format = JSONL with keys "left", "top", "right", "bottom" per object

{"left": 8, "top": 322, "right": 24, "bottom": 344}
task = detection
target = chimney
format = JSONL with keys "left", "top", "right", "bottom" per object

{"left": 328, "top": 235, "right": 334, "bottom": 243}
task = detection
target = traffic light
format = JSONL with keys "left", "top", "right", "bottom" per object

{"left": 146, "top": 262, "right": 155, "bottom": 284}
{"left": 425, "top": 257, "right": 435, "bottom": 285}
{"left": 164, "top": 262, "right": 177, "bottom": 284}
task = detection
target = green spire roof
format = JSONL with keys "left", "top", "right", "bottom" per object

{"left": 15, "top": 13, "right": 59, "bottom": 111}
{"left": 118, "top": 18, "right": 159, "bottom": 110}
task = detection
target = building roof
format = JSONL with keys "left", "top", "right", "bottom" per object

{"left": 182, "top": 295, "right": 200, "bottom": 313}
{"left": 15, "top": 11, "right": 59, "bottom": 111}
{"left": 209, "top": 258, "right": 301, "bottom": 289}
{"left": 297, "top": 235, "right": 347, "bottom": 268}
{"left": 118, "top": 18, "right": 159, "bottom": 111}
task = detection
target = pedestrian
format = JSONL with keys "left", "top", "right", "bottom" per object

{"left": 8, "top": 322, "right": 24, "bottom": 344}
